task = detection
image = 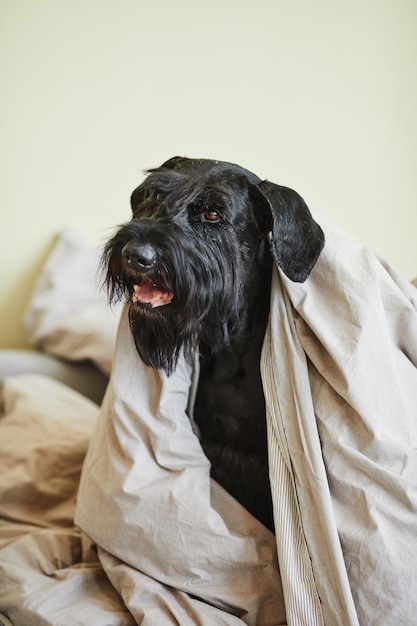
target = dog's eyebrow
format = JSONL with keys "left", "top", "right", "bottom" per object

{"left": 143, "top": 171, "right": 197, "bottom": 200}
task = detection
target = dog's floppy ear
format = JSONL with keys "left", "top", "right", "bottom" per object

{"left": 252, "top": 180, "right": 325, "bottom": 282}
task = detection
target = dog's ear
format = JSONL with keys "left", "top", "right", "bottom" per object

{"left": 251, "top": 181, "right": 325, "bottom": 282}
{"left": 160, "top": 156, "right": 185, "bottom": 170}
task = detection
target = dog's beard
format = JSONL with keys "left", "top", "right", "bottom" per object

{"left": 128, "top": 304, "right": 185, "bottom": 374}
{"left": 127, "top": 277, "right": 243, "bottom": 375}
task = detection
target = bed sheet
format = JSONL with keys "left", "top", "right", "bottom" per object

{"left": 2, "top": 220, "right": 417, "bottom": 625}
{"left": 76, "top": 212, "right": 417, "bottom": 625}
{"left": 0, "top": 374, "right": 135, "bottom": 625}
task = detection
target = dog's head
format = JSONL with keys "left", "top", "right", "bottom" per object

{"left": 103, "top": 156, "right": 324, "bottom": 372}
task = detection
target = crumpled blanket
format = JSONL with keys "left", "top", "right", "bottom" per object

{"left": 76, "top": 212, "right": 417, "bottom": 626}
{"left": 0, "top": 374, "right": 135, "bottom": 625}
{"left": 75, "top": 310, "right": 285, "bottom": 626}
{"left": 263, "top": 215, "right": 417, "bottom": 625}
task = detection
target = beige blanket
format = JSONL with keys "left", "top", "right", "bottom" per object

{"left": 76, "top": 213, "right": 417, "bottom": 626}
{"left": 1, "top": 215, "right": 417, "bottom": 625}
{"left": 0, "top": 375, "right": 134, "bottom": 625}
{"left": 263, "top": 215, "right": 417, "bottom": 625}
{"left": 75, "top": 310, "right": 285, "bottom": 625}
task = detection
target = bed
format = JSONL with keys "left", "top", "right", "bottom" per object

{"left": 1, "top": 219, "right": 417, "bottom": 625}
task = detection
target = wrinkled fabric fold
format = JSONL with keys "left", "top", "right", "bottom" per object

{"left": 75, "top": 307, "right": 286, "bottom": 625}
{"left": 262, "top": 213, "right": 417, "bottom": 626}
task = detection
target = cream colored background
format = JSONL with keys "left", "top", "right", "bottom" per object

{"left": 1, "top": 0, "right": 416, "bottom": 349}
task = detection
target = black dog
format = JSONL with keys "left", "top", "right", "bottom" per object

{"left": 103, "top": 156, "right": 324, "bottom": 531}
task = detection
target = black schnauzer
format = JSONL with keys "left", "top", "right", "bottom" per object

{"left": 103, "top": 156, "right": 325, "bottom": 531}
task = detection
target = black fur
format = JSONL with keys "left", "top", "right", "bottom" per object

{"left": 103, "top": 156, "right": 324, "bottom": 531}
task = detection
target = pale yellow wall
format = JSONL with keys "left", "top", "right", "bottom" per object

{"left": 1, "top": 0, "right": 416, "bottom": 349}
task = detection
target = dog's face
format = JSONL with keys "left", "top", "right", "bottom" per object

{"left": 103, "top": 157, "right": 324, "bottom": 373}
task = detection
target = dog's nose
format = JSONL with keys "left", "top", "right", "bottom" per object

{"left": 122, "top": 242, "right": 157, "bottom": 269}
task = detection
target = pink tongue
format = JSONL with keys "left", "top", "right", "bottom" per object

{"left": 132, "top": 282, "right": 174, "bottom": 308}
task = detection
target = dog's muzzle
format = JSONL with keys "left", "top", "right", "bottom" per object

{"left": 121, "top": 242, "right": 174, "bottom": 309}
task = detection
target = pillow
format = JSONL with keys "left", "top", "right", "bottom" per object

{"left": 0, "top": 374, "right": 98, "bottom": 527}
{"left": 24, "top": 228, "right": 123, "bottom": 376}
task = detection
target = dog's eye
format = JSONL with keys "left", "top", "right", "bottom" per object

{"left": 156, "top": 192, "right": 164, "bottom": 202}
{"left": 203, "top": 210, "right": 221, "bottom": 223}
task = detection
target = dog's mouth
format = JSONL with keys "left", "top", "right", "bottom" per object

{"left": 130, "top": 277, "right": 174, "bottom": 308}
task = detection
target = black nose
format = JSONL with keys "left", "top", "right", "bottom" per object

{"left": 121, "top": 242, "right": 157, "bottom": 269}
